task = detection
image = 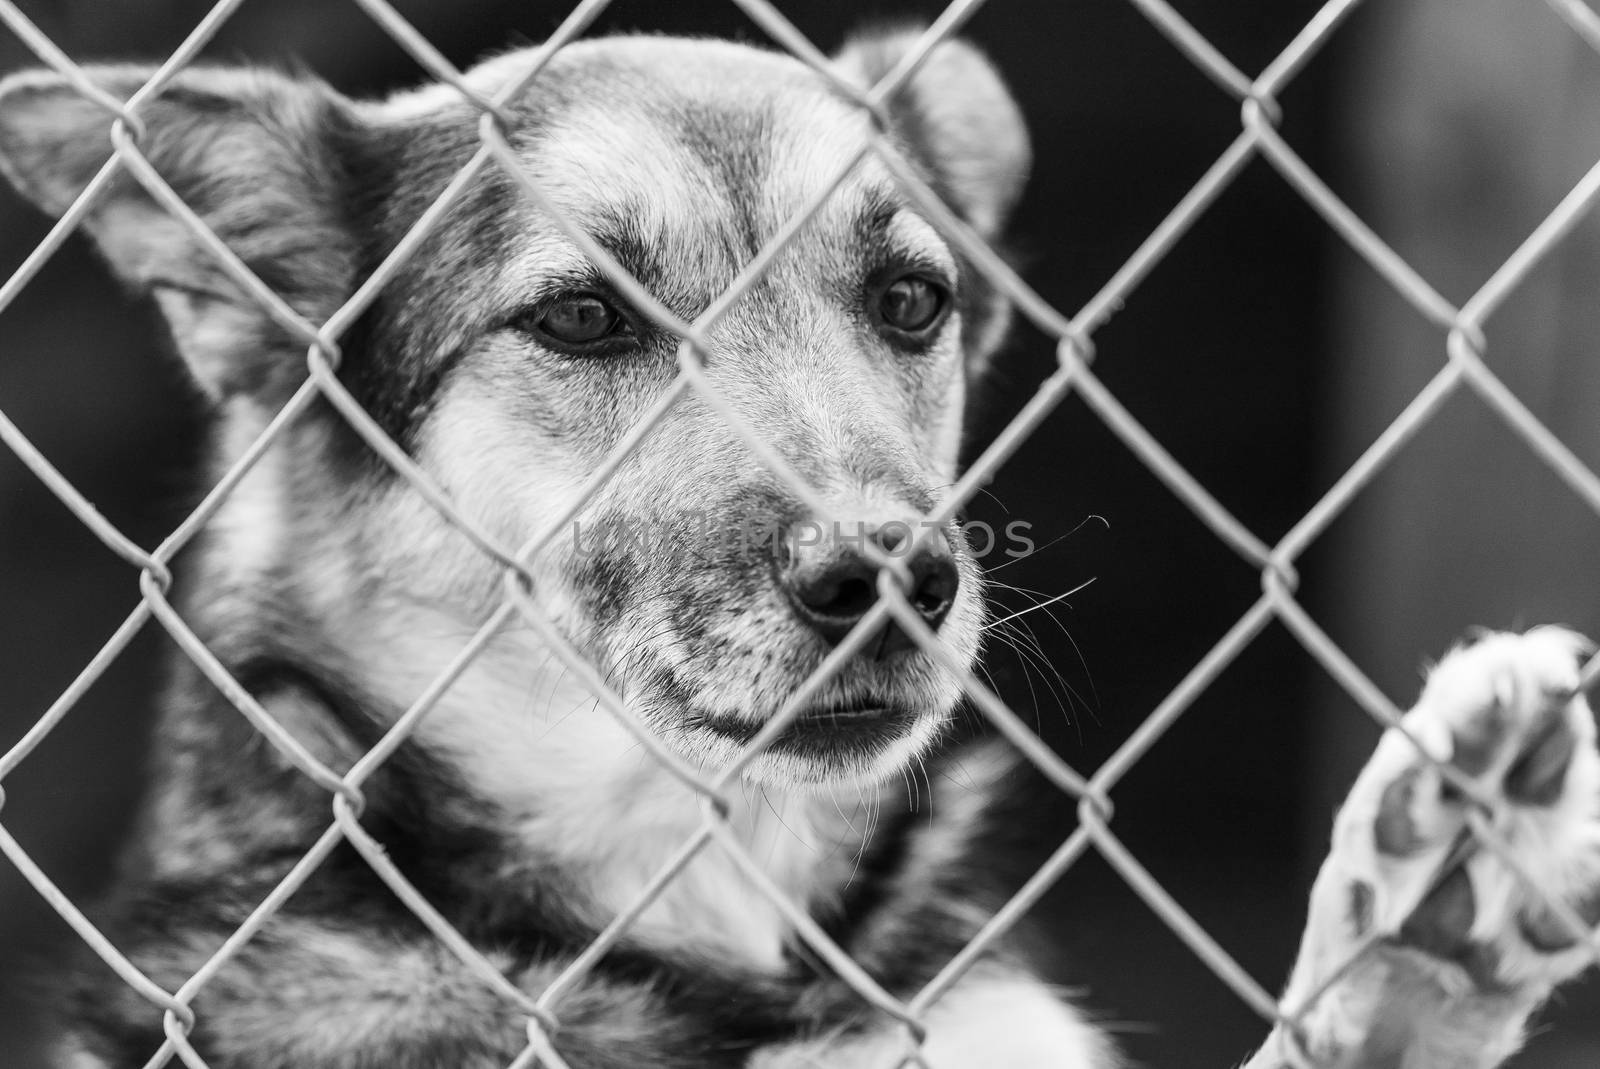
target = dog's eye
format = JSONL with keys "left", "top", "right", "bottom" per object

{"left": 521, "top": 293, "right": 632, "bottom": 349}
{"left": 876, "top": 275, "right": 949, "bottom": 337}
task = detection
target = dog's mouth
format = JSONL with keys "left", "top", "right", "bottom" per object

{"left": 687, "top": 702, "right": 924, "bottom": 762}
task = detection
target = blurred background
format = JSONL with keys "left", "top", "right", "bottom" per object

{"left": 2, "top": 0, "right": 1600, "bottom": 1064}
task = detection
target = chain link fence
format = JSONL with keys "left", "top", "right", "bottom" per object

{"left": 1, "top": 0, "right": 1599, "bottom": 1065}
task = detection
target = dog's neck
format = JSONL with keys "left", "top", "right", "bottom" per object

{"left": 508, "top": 744, "right": 836, "bottom": 969}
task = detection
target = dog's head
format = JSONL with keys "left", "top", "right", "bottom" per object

{"left": 0, "top": 32, "right": 1029, "bottom": 788}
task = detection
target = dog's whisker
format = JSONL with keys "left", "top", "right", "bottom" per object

{"left": 984, "top": 578, "right": 1103, "bottom": 732}
{"left": 993, "top": 620, "right": 1095, "bottom": 744}
{"left": 979, "top": 513, "right": 1110, "bottom": 578}
{"left": 981, "top": 578, "right": 1095, "bottom": 632}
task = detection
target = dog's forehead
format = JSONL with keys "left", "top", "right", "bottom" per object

{"left": 511, "top": 38, "right": 893, "bottom": 237}
{"left": 386, "top": 38, "right": 910, "bottom": 250}
{"left": 491, "top": 35, "right": 853, "bottom": 126}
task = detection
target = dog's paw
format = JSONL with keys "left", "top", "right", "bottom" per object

{"left": 1283, "top": 628, "right": 1600, "bottom": 1067}
{"left": 1338, "top": 628, "right": 1600, "bottom": 984}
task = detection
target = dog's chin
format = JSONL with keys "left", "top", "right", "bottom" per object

{"left": 673, "top": 704, "right": 951, "bottom": 789}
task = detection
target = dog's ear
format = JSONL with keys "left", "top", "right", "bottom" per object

{"left": 833, "top": 28, "right": 1030, "bottom": 240}
{"left": 0, "top": 65, "right": 365, "bottom": 401}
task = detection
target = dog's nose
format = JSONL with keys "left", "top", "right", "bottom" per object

{"left": 780, "top": 521, "right": 960, "bottom": 655}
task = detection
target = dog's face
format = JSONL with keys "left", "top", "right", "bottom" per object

{"left": 0, "top": 34, "right": 1029, "bottom": 788}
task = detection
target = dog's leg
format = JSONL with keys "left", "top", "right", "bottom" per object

{"left": 1242, "top": 628, "right": 1600, "bottom": 1068}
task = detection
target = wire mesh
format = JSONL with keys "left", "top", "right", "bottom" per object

{"left": 0, "top": 0, "right": 1598, "bottom": 1066}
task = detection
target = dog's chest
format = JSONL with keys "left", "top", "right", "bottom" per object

{"left": 519, "top": 766, "right": 835, "bottom": 969}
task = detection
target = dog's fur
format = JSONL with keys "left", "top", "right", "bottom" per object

{"left": 2, "top": 29, "right": 1598, "bottom": 1069}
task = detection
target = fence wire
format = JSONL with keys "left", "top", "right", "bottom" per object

{"left": 1, "top": 0, "right": 1599, "bottom": 1067}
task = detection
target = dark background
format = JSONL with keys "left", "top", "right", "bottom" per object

{"left": 2, "top": 0, "right": 1600, "bottom": 1065}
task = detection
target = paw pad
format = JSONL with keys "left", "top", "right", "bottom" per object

{"left": 1517, "top": 887, "right": 1600, "bottom": 953}
{"left": 1503, "top": 705, "right": 1578, "bottom": 807}
{"left": 1396, "top": 862, "right": 1502, "bottom": 987}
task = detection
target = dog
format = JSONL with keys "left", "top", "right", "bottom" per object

{"left": 2, "top": 26, "right": 1598, "bottom": 1069}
